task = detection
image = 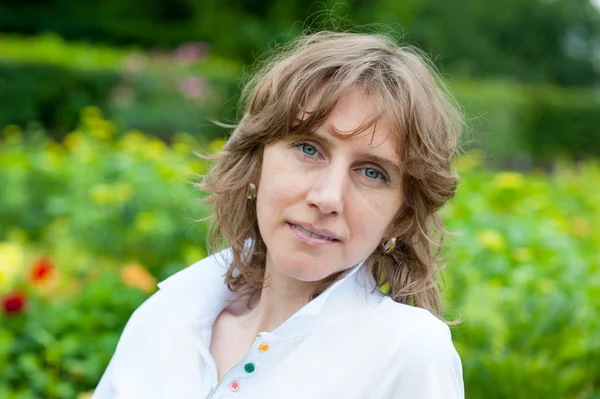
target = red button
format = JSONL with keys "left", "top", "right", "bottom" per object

{"left": 230, "top": 380, "right": 240, "bottom": 392}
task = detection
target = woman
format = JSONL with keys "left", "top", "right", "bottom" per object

{"left": 93, "top": 31, "right": 464, "bottom": 398}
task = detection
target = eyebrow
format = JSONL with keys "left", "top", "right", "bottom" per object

{"left": 300, "top": 129, "right": 403, "bottom": 174}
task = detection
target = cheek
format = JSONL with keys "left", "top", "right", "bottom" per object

{"left": 349, "top": 195, "right": 401, "bottom": 241}
{"left": 258, "top": 148, "right": 309, "bottom": 203}
{"left": 259, "top": 168, "right": 298, "bottom": 208}
{"left": 256, "top": 151, "right": 304, "bottom": 225}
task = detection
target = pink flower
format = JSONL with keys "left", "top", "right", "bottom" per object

{"left": 173, "top": 42, "right": 209, "bottom": 64}
{"left": 178, "top": 76, "right": 207, "bottom": 100}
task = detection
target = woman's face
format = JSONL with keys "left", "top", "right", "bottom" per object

{"left": 255, "top": 90, "right": 404, "bottom": 284}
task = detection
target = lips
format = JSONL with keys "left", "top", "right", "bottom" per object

{"left": 288, "top": 221, "right": 341, "bottom": 242}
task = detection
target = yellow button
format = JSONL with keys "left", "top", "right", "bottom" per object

{"left": 259, "top": 343, "right": 269, "bottom": 353}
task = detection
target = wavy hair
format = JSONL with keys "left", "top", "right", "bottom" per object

{"left": 198, "top": 31, "right": 463, "bottom": 322}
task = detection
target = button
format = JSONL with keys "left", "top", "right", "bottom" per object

{"left": 259, "top": 343, "right": 269, "bottom": 353}
{"left": 230, "top": 380, "right": 239, "bottom": 392}
{"left": 244, "top": 363, "right": 255, "bottom": 373}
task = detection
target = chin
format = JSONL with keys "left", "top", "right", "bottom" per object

{"left": 270, "top": 250, "right": 342, "bottom": 282}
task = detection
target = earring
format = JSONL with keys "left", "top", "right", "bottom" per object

{"left": 246, "top": 183, "right": 257, "bottom": 199}
{"left": 380, "top": 237, "right": 397, "bottom": 254}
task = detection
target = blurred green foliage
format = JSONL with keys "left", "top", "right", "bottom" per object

{"left": 1, "top": 0, "right": 598, "bottom": 86}
{"left": 0, "top": 108, "right": 214, "bottom": 278}
{"left": 0, "top": 114, "right": 598, "bottom": 398}
{"left": 0, "top": 34, "right": 242, "bottom": 140}
{"left": 444, "top": 155, "right": 600, "bottom": 398}
{"left": 1, "top": 2, "right": 599, "bottom": 396}
{"left": 451, "top": 80, "right": 600, "bottom": 167}
{"left": 1, "top": 34, "right": 600, "bottom": 168}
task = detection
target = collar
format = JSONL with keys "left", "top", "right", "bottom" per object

{"left": 157, "top": 248, "right": 382, "bottom": 338}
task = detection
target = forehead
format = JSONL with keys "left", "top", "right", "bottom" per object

{"left": 300, "top": 89, "right": 399, "bottom": 155}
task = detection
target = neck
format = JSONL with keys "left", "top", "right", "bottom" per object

{"left": 242, "top": 260, "right": 320, "bottom": 335}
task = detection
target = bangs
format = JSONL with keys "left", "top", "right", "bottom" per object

{"left": 282, "top": 77, "right": 406, "bottom": 153}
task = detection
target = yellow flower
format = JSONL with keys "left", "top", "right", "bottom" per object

{"left": 0, "top": 270, "right": 6, "bottom": 287}
{"left": 80, "top": 106, "right": 104, "bottom": 122}
{"left": 493, "top": 172, "right": 525, "bottom": 190}
{"left": 183, "top": 245, "right": 206, "bottom": 266}
{"left": 88, "top": 119, "right": 117, "bottom": 141}
{"left": 476, "top": 229, "right": 506, "bottom": 252}
{"left": 209, "top": 138, "right": 226, "bottom": 153}
{"left": 76, "top": 391, "right": 94, "bottom": 399}
{"left": 114, "top": 183, "right": 133, "bottom": 203}
{"left": 570, "top": 217, "right": 589, "bottom": 238}
{"left": 513, "top": 247, "right": 532, "bottom": 263}
{"left": 146, "top": 139, "right": 168, "bottom": 160}
{"left": 134, "top": 212, "right": 155, "bottom": 232}
{"left": 118, "top": 130, "right": 147, "bottom": 153}
{"left": 63, "top": 131, "right": 83, "bottom": 151}
{"left": 89, "top": 184, "right": 112, "bottom": 204}
{"left": 121, "top": 264, "right": 157, "bottom": 293}
{"left": 172, "top": 142, "right": 191, "bottom": 155}
{"left": 188, "top": 159, "right": 206, "bottom": 174}
{"left": 0, "top": 242, "right": 25, "bottom": 288}
{"left": 41, "top": 143, "right": 64, "bottom": 172}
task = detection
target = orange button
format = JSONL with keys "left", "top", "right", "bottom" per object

{"left": 259, "top": 343, "right": 269, "bottom": 353}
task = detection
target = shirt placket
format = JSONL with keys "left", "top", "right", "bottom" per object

{"left": 204, "top": 334, "right": 274, "bottom": 398}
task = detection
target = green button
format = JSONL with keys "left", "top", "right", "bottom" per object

{"left": 244, "top": 363, "right": 255, "bottom": 373}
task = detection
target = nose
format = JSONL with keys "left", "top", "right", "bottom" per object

{"left": 306, "top": 163, "right": 346, "bottom": 215}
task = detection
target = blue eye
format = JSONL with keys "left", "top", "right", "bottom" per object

{"left": 299, "top": 143, "right": 318, "bottom": 157}
{"left": 360, "top": 167, "right": 387, "bottom": 181}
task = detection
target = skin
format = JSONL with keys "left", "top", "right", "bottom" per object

{"left": 210, "top": 90, "right": 404, "bottom": 379}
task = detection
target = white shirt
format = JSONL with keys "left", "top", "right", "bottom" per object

{"left": 93, "top": 249, "right": 464, "bottom": 399}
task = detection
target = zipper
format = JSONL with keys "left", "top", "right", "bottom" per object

{"left": 206, "top": 333, "right": 262, "bottom": 398}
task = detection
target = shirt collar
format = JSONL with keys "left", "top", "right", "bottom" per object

{"left": 157, "top": 248, "right": 382, "bottom": 337}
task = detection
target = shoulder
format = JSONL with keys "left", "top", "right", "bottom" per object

{"left": 119, "top": 247, "right": 235, "bottom": 342}
{"left": 366, "top": 298, "right": 464, "bottom": 398}
{"left": 371, "top": 297, "right": 458, "bottom": 362}
{"left": 157, "top": 247, "right": 233, "bottom": 297}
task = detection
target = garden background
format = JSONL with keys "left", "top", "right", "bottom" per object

{"left": 0, "top": 0, "right": 599, "bottom": 398}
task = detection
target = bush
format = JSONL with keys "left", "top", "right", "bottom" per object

{"left": 3, "top": 34, "right": 600, "bottom": 166}
{"left": 443, "top": 154, "right": 600, "bottom": 398}
{"left": 519, "top": 85, "right": 600, "bottom": 163}
{"left": 452, "top": 80, "right": 600, "bottom": 167}
{"left": 0, "top": 113, "right": 598, "bottom": 398}
{"left": 0, "top": 111, "right": 221, "bottom": 397}
{"left": 0, "top": 62, "right": 120, "bottom": 137}
{"left": 0, "top": 34, "right": 242, "bottom": 141}
{"left": 0, "top": 109, "right": 216, "bottom": 277}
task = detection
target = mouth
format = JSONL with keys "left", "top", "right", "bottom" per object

{"left": 287, "top": 222, "right": 341, "bottom": 243}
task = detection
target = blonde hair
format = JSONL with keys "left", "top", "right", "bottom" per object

{"left": 199, "top": 31, "right": 463, "bottom": 321}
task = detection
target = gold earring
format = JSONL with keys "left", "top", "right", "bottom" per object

{"left": 246, "top": 183, "right": 257, "bottom": 199}
{"left": 380, "top": 237, "right": 397, "bottom": 254}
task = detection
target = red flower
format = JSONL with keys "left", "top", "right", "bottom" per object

{"left": 30, "top": 257, "right": 55, "bottom": 284}
{"left": 2, "top": 291, "right": 26, "bottom": 315}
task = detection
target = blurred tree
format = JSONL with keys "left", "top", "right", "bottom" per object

{"left": 378, "top": 0, "right": 600, "bottom": 86}
{"left": 0, "top": 0, "right": 598, "bottom": 86}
